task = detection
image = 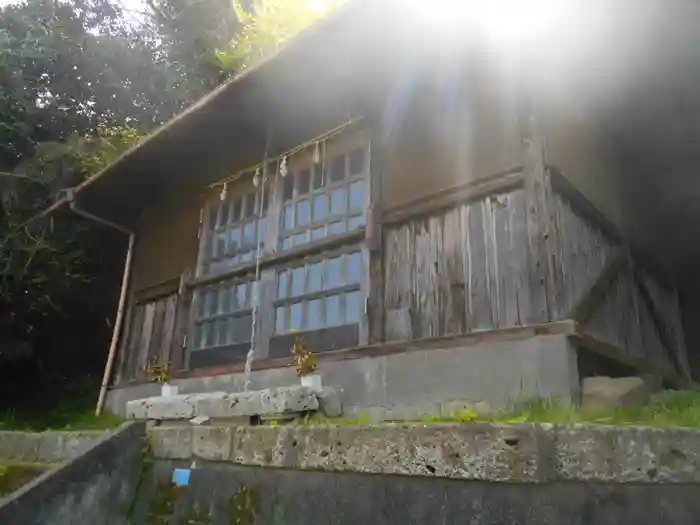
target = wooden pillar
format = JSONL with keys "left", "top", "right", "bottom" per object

{"left": 520, "top": 100, "right": 555, "bottom": 322}
{"left": 365, "top": 121, "right": 386, "bottom": 344}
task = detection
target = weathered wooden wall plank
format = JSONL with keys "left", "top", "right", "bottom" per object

{"left": 383, "top": 184, "right": 536, "bottom": 339}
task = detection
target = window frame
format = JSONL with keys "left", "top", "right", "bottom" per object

{"left": 277, "top": 142, "right": 369, "bottom": 252}
{"left": 196, "top": 182, "right": 271, "bottom": 277}
{"left": 272, "top": 245, "right": 364, "bottom": 336}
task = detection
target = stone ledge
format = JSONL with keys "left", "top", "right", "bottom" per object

{"left": 0, "top": 431, "right": 106, "bottom": 463}
{"left": 126, "top": 386, "right": 323, "bottom": 421}
{"left": 147, "top": 422, "right": 700, "bottom": 484}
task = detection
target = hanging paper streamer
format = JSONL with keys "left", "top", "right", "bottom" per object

{"left": 253, "top": 167, "right": 261, "bottom": 187}
{"left": 312, "top": 142, "right": 321, "bottom": 164}
{"left": 280, "top": 155, "right": 288, "bottom": 178}
{"left": 220, "top": 182, "right": 228, "bottom": 201}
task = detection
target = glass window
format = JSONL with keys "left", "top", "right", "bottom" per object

{"left": 278, "top": 144, "right": 368, "bottom": 251}
{"left": 349, "top": 181, "right": 364, "bottom": 211}
{"left": 345, "top": 291, "right": 362, "bottom": 324}
{"left": 274, "top": 250, "right": 364, "bottom": 334}
{"left": 199, "top": 188, "right": 269, "bottom": 275}
{"left": 347, "top": 252, "right": 362, "bottom": 284}
{"left": 308, "top": 298, "right": 324, "bottom": 330}
{"left": 329, "top": 155, "right": 345, "bottom": 183}
{"left": 348, "top": 215, "right": 364, "bottom": 231}
{"left": 327, "top": 256, "right": 343, "bottom": 288}
{"left": 348, "top": 148, "right": 365, "bottom": 176}
{"left": 290, "top": 303, "right": 303, "bottom": 331}
{"left": 191, "top": 275, "right": 258, "bottom": 352}
{"left": 296, "top": 199, "right": 309, "bottom": 227}
{"left": 298, "top": 169, "right": 311, "bottom": 195}
{"left": 309, "top": 261, "right": 323, "bottom": 292}
{"left": 330, "top": 188, "right": 346, "bottom": 215}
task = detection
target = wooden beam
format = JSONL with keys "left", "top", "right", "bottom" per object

{"left": 633, "top": 270, "right": 687, "bottom": 382}
{"left": 569, "top": 331, "right": 685, "bottom": 389}
{"left": 365, "top": 123, "right": 385, "bottom": 344}
{"left": 383, "top": 169, "right": 524, "bottom": 225}
{"left": 570, "top": 248, "right": 627, "bottom": 323}
{"left": 520, "top": 105, "right": 553, "bottom": 322}
{"left": 187, "top": 229, "right": 365, "bottom": 288}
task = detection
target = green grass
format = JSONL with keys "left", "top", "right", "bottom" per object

{"left": 0, "top": 407, "right": 124, "bottom": 432}
{"left": 0, "top": 379, "right": 124, "bottom": 432}
{"left": 293, "top": 390, "right": 700, "bottom": 429}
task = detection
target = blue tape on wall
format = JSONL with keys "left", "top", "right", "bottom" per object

{"left": 172, "top": 468, "right": 191, "bottom": 487}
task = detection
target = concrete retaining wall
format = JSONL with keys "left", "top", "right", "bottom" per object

{"left": 0, "top": 423, "right": 144, "bottom": 525}
{"left": 148, "top": 422, "right": 700, "bottom": 484}
{"left": 130, "top": 459, "right": 700, "bottom": 525}
{"left": 108, "top": 334, "right": 580, "bottom": 419}
{"left": 0, "top": 430, "right": 105, "bottom": 463}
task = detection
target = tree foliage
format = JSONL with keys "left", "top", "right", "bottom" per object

{"left": 0, "top": 0, "right": 342, "bottom": 403}
{"left": 216, "top": 0, "right": 340, "bottom": 70}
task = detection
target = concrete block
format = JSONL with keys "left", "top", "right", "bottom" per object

{"left": 317, "top": 387, "right": 343, "bottom": 417}
{"left": 582, "top": 376, "right": 650, "bottom": 410}
{"left": 146, "top": 395, "right": 195, "bottom": 420}
{"left": 149, "top": 427, "right": 193, "bottom": 460}
{"left": 125, "top": 398, "right": 150, "bottom": 420}
{"left": 258, "top": 386, "right": 319, "bottom": 414}
{"left": 193, "top": 426, "right": 232, "bottom": 461}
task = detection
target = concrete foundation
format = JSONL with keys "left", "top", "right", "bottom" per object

{"left": 108, "top": 334, "right": 581, "bottom": 419}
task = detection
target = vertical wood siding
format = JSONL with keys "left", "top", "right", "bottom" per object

{"left": 384, "top": 187, "right": 537, "bottom": 340}
{"left": 118, "top": 293, "right": 180, "bottom": 382}
{"left": 551, "top": 185, "right": 689, "bottom": 379}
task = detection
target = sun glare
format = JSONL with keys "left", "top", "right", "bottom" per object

{"left": 402, "top": 0, "right": 569, "bottom": 43}
{"left": 307, "top": 0, "right": 327, "bottom": 13}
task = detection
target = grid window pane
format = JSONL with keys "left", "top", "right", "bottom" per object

{"left": 283, "top": 175, "right": 294, "bottom": 201}
{"left": 283, "top": 205, "right": 294, "bottom": 231}
{"left": 244, "top": 193, "right": 256, "bottom": 218}
{"left": 329, "top": 155, "right": 345, "bottom": 183}
{"left": 345, "top": 291, "right": 362, "bottom": 324}
{"left": 205, "top": 323, "right": 216, "bottom": 347}
{"left": 290, "top": 303, "right": 303, "bottom": 331}
{"left": 277, "top": 145, "right": 367, "bottom": 252}
{"left": 312, "top": 195, "right": 326, "bottom": 221}
{"left": 276, "top": 306, "right": 286, "bottom": 334}
{"left": 348, "top": 148, "right": 365, "bottom": 176}
{"left": 308, "top": 298, "right": 324, "bottom": 330}
{"left": 220, "top": 200, "right": 230, "bottom": 225}
{"left": 274, "top": 250, "right": 363, "bottom": 335}
{"left": 330, "top": 187, "right": 346, "bottom": 215}
{"left": 311, "top": 227, "right": 325, "bottom": 241}
{"left": 347, "top": 252, "right": 362, "bottom": 284}
{"left": 312, "top": 165, "right": 324, "bottom": 189}
{"left": 232, "top": 199, "right": 242, "bottom": 222}
{"left": 296, "top": 199, "right": 309, "bottom": 227}
{"left": 327, "top": 256, "right": 343, "bottom": 288}
{"left": 217, "top": 319, "right": 228, "bottom": 346}
{"left": 349, "top": 181, "right": 364, "bottom": 211}
{"left": 327, "top": 295, "right": 341, "bottom": 326}
{"left": 200, "top": 189, "right": 268, "bottom": 275}
{"left": 298, "top": 169, "right": 311, "bottom": 195}
{"left": 309, "top": 261, "right": 323, "bottom": 292}
{"left": 278, "top": 270, "right": 288, "bottom": 299}
{"left": 348, "top": 215, "right": 364, "bottom": 230}
{"left": 329, "top": 221, "right": 344, "bottom": 236}
{"left": 291, "top": 267, "right": 305, "bottom": 296}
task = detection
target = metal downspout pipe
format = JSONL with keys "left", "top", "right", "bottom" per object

{"left": 65, "top": 189, "right": 135, "bottom": 416}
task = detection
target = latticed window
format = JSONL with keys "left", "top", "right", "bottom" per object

{"left": 274, "top": 249, "right": 363, "bottom": 334}
{"left": 200, "top": 188, "right": 269, "bottom": 275}
{"left": 191, "top": 276, "right": 256, "bottom": 354}
{"left": 279, "top": 147, "right": 367, "bottom": 251}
